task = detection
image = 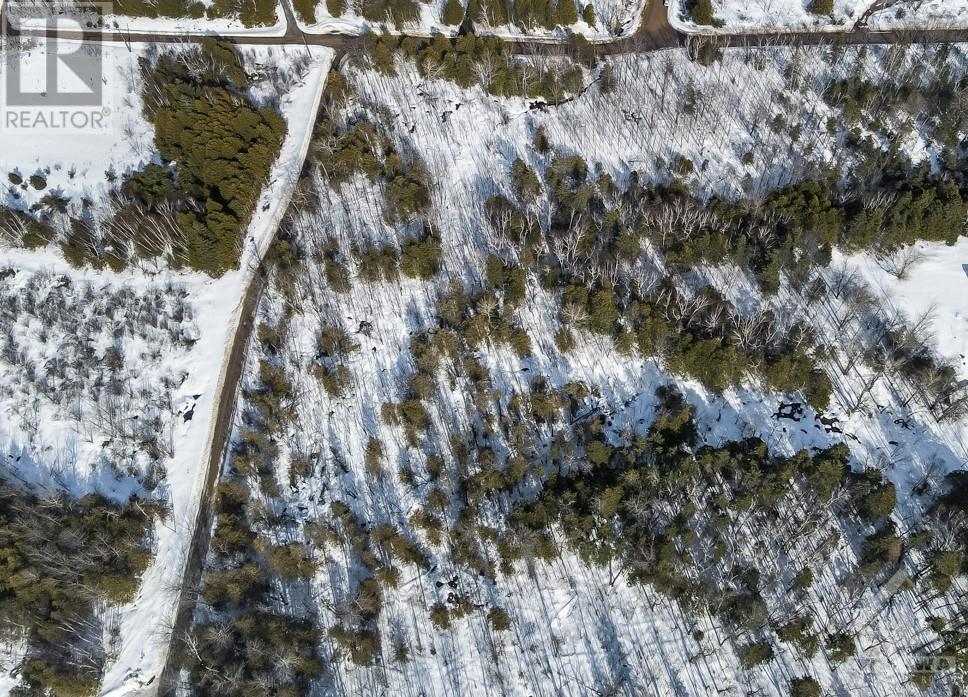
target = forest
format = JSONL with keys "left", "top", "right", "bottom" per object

{"left": 0, "top": 481, "right": 158, "bottom": 696}
{"left": 177, "top": 44, "right": 968, "bottom": 694}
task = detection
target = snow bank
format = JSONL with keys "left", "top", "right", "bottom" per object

{"left": 8, "top": 2, "right": 288, "bottom": 37}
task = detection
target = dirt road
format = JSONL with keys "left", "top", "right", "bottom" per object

{"left": 5, "top": 0, "right": 968, "bottom": 55}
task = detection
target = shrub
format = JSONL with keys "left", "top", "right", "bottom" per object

{"left": 789, "top": 676, "right": 821, "bottom": 697}
{"left": 267, "top": 542, "right": 317, "bottom": 579}
{"left": 809, "top": 0, "right": 833, "bottom": 14}
{"left": 738, "top": 641, "right": 774, "bottom": 668}
{"left": 488, "top": 606, "right": 511, "bottom": 630}
{"left": 511, "top": 158, "right": 542, "bottom": 202}
{"left": 791, "top": 567, "right": 813, "bottom": 591}
{"left": 826, "top": 633, "right": 855, "bottom": 664}
{"left": 690, "top": 0, "right": 714, "bottom": 24}
{"left": 430, "top": 602, "right": 451, "bottom": 628}
{"left": 401, "top": 228, "right": 443, "bottom": 278}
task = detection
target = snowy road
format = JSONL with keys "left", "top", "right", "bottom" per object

{"left": 5, "top": 0, "right": 968, "bottom": 57}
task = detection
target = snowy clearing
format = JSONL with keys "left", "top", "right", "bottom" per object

{"left": 0, "top": 39, "right": 156, "bottom": 211}
{"left": 670, "top": 0, "right": 871, "bottom": 33}
{"left": 869, "top": 0, "right": 968, "bottom": 29}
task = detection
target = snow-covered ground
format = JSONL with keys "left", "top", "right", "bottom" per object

{"left": 6, "top": 1, "right": 288, "bottom": 37}
{"left": 669, "top": 0, "right": 870, "bottom": 33}
{"left": 845, "top": 239, "right": 968, "bottom": 376}
{"left": 0, "top": 38, "right": 156, "bottom": 211}
{"left": 0, "top": 40, "right": 334, "bottom": 696}
{"left": 197, "top": 43, "right": 968, "bottom": 696}
{"left": 297, "top": 0, "right": 645, "bottom": 39}
{"left": 337, "top": 42, "right": 960, "bottom": 200}
{"left": 869, "top": 0, "right": 968, "bottom": 29}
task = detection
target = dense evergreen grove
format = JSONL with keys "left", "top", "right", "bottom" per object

{"left": 131, "top": 40, "right": 288, "bottom": 275}
{"left": 185, "top": 48, "right": 968, "bottom": 693}
{"left": 0, "top": 481, "right": 157, "bottom": 697}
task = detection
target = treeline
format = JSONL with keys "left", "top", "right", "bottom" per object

{"left": 0, "top": 480, "right": 157, "bottom": 697}
{"left": 363, "top": 31, "right": 586, "bottom": 102}
{"left": 479, "top": 126, "right": 968, "bottom": 405}
{"left": 456, "top": 0, "right": 583, "bottom": 29}
{"left": 110, "top": 0, "right": 277, "bottom": 26}
{"left": 823, "top": 45, "right": 968, "bottom": 156}
{"left": 507, "top": 385, "right": 897, "bottom": 599}
{"left": 485, "top": 151, "right": 832, "bottom": 406}
{"left": 297, "top": 0, "right": 585, "bottom": 29}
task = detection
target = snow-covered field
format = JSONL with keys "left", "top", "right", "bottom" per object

{"left": 0, "top": 39, "right": 155, "bottom": 210}
{"left": 195, "top": 43, "right": 968, "bottom": 696}
{"left": 0, "top": 39, "right": 334, "bottom": 695}
{"left": 869, "top": 0, "right": 968, "bottom": 29}
{"left": 670, "top": 0, "right": 870, "bottom": 33}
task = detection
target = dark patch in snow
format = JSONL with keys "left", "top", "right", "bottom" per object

{"left": 773, "top": 402, "right": 804, "bottom": 421}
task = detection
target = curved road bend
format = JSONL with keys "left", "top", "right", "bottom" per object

{"left": 2, "top": 0, "right": 966, "bottom": 693}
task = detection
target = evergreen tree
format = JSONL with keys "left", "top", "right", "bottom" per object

{"left": 789, "top": 677, "right": 821, "bottom": 697}
{"left": 442, "top": 0, "right": 465, "bottom": 23}
{"left": 555, "top": 0, "right": 578, "bottom": 25}
{"left": 690, "top": 0, "right": 714, "bottom": 24}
